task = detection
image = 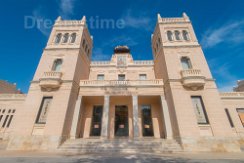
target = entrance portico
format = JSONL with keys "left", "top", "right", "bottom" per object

{"left": 71, "top": 95, "right": 173, "bottom": 140}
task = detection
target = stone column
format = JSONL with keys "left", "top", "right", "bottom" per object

{"left": 101, "top": 95, "right": 110, "bottom": 138}
{"left": 132, "top": 95, "right": 140, "bottom": 138}
{"left": 70, "top": 96, "right": 82, "bottom": 139}
{"left": 160, "top": 96, "right": 173, "bottom": 139}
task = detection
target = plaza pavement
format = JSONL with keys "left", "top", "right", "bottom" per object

{"left": 0, "top": 151, "right": 244, "bottom": 163}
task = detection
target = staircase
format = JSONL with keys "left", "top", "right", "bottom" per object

{"left": 58, "top": 138, "right": 183, "bottom": 154}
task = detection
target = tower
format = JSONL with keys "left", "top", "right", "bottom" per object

{"left": 8, "top": 16, "right": 93, "bottom": 150}
{"left": 152, "top": 13, "right": 235, "bottom": 150}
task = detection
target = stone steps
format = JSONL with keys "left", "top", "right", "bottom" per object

{"left": 58, "top": 139, "right": 183, "bottom": 154}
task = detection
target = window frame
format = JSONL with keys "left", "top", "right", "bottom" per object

{"left": 167, "top": 31, "right": 174, "bottom": 41}
{"left": 237, "top": 108, "right": 244, "bottom": 127}
{"left": 54, "top": 33, "right": 62, "bottom": 44}
{"left": 97, "top": 74, "right": 105, "bottom": 80}
{"left": 139, "top": 74, "right": 147, "bottom": 80}
{"left": 70, "top": 33, "right": 77, "bottom": 43}
{"left": 35, "top": 97, "right": 53, "bottom": 124}
{"left": 191, "top": 96, "right": 209, "bottom": 125}
{"left": 118, "top": 74, "right": 126, "bottom": 81}
{"left": 62, "top": 33, "right": 69, "bottom": 43}
{"left": 174, "top": 30, "right": 181, "bottom": 41}
{"left": 52, "top": 59, "right": 63, "bottom": 72}
{"left": 181, "top": 56, "right": 192, "bottom": 70}
{"left": 182, "top": 30, "right": 190, "bottom": 41}
{"left": 225, "top": 108, "right": 234, "bottom": 128}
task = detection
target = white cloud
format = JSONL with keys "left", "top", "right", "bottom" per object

{"left": 201, "top": 20, "right": 244, "bottom": 48}
{"left": 121, "top": 9, "right": 153, "bottom": 31}
{"left": 58, "top": 0, "right": 76, "bottom": 18}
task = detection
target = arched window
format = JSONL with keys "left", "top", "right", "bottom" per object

{"left": 70, "top": 33, "right": 76, "bottom": 43}
{"left": 167, "top": 31, "right": 173, "bottom": 41}
{"left": 52, "top": 59, "right": 63, "bottom": 72}
{"left": 62, "top": 33, "right": 69, "bottom": 43}
{"left": 182, "top": 30, "right": 190, "bottom": 41}
{"left": 181, "top": 57, "right": 192, "bottom": 70}
{"left": 55, "top": 33, "right": 62, "bottom": 44}
{"left": 175, "top": 31, "right": 181, "bottom": 40}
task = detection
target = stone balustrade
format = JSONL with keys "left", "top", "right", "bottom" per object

{"left": 80, "top": 79, "right": 164, "bottom": 87}
{"left": 91, "top": 61, "right": 110, "bottom": 66}
{"left": 220, "top": 92, "right": 244, "bottom": 99}
{"left": 133, "top": 60, "right": 154, "bottom": 65}
{"left": 0, "top": 94, "right": 26, "bottom": 101}
{"left": 161, "top": 17, "right": 189, "bottom": 23}
{"left": 39, "top": 71, "right": 62, "bottom": 89}
{"left": 181, "top": 69, "right": 205, "bottom": 89}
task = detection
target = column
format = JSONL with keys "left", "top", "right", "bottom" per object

{"left": 70, "top": 96, "right": 82, "bottom": 139}
{"left": 160, "top": 96, "right": 173, "bottom": 139}
{"left": 101, "top": 95, "right": 110, "bottom": 138}
{"left": 132, "top": 95, "right": 140, "bottom": 138}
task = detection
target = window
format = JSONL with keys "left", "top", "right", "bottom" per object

{"left": 70, "top": 33, "right": 76, "bottom": 43}
{"left": 62, "top": 33, "right": 69, "bottom": 43}
{"left": 36, "top": 97, "right": 53, "bottom": 124}
{"left": 6, "top": 115, "right": 13, "bottom": 128}
{"left": 139, "top": 74, "right": 147, "bottom": 80}
{"left": 175, "top": 30, "right": 181, "bottom": 40}
{"left": 97, "top": 74, "right": 104, "bottom": 80}
{"left": 167, "top": 31, "right": 173, "bottom": 41}
{"left": 52, "top": 59, "right": 62, "bottom": 72}
{"left": 181, "top": 57, "right": 192, "bottom": 70}
{"left": 237, "top": 108, "right": 244, "bottom": 127}
{"left": 182, "top": 30, "right": 190, "bottom": 41}
{"left": 225, "top": 109, "right": 234, "bottom": 128}
{"left": 191, "top": 96, "right": 209, "bottom": 124}
{"left": 118, "top": 74, "right": 125, "bottom": 81}
{"left": 55, "top": 33, "right": 62, "bottom": 44}
{"left": 2, "top": 115, "right": 9, "bottom": 128}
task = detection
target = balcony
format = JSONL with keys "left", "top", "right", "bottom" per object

{"left": 181, "top": 69, "right": 205, "bottom": 90}
{"left": 39, "top": 71, "right": 62, "bottom": 90}
{"left": 80, "top": 79, "right": 163, "bottom": 87}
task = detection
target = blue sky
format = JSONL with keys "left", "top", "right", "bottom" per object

{"left": 0, "top": 0, "right": 243, "bottom": 93}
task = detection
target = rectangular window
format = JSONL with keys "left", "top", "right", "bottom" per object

{"left": 139, "top": 74, "right": 147, "bottom": 80}
{"left": 36, "top": 97, "right": 53, "bottom": 124}
{"left": 118, "top": 74, "right": 125, "bottom": 81}
{"left": 225, "top": 109, "right": 234, "bottom": 128}
{"left": 237, "top": 108, "right": 244, "bottom": 127}
{"left": 6, "top": 115, "right": 13, "bottom": 128}
{"left": 2, "top": 115, "right": 9, "bottom": 128}
{"left": 97, "top": 74, "right": 104, "bottom": 80}
{"left": 191, "top": 96, "right": 209, "bottom": 124}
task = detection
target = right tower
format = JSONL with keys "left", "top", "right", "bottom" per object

{"left": 152, "top": 13, "right": 237, "bottom": 151}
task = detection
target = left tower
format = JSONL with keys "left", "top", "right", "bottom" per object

{"left": 8, "top": 16, "right": 93, "bottom": 150}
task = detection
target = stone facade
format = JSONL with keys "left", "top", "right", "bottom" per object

{"left": 0, "top": 13, "right": 244, "bottom": 152}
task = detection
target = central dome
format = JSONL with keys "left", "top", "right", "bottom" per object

{"left": 114, "top": 45, "right": 130, "bottom": 54}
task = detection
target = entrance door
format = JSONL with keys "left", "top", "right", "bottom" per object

{"left": 114, "top": 105, "right": 129, "bottom": 137}
{"left": 90, "top": 106, "right": 103, "bottom": 136}
{"left": 141, "top": 105, "right": 154, "bottom": 136}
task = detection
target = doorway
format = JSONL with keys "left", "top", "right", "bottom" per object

{"left": 114, "top": 105, "right": 129, "bottom": 137}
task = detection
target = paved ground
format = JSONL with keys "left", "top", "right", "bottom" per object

{"left": 0, "top": 152, "right": 243, "bottom": 163}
